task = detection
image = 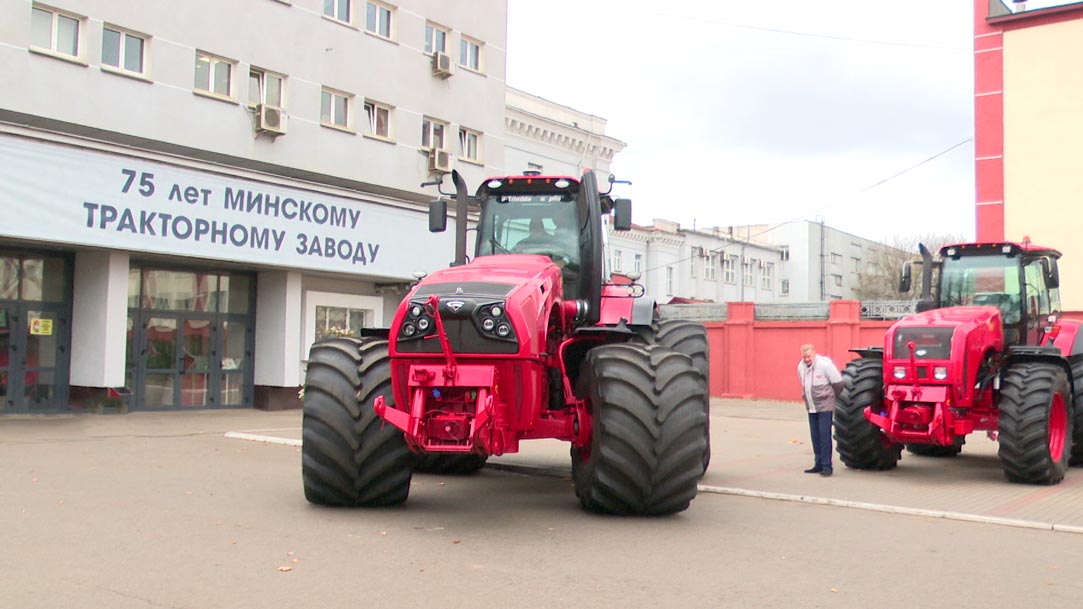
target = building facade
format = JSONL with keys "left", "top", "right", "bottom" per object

{"left": 610, "top": 218, "right": 897, "bottom": 305}
{"left": 0, "top": 0, "right": 624, "bottom": 413}
{"left": 974, "top": 0, "right": 1083, "bottom": 308}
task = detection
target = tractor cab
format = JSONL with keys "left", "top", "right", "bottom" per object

{"left": 902, "top": 241, "right": 1063, "bottom": 346}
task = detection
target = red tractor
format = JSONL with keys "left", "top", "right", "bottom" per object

{"left": 300, "top": 170, "right": 710, "bottom": 514}
{"left": 835, "top": 240, "right": 1083, "bottom": 484}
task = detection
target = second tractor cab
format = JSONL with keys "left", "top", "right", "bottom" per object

{"left": 300, "top": 170, "right": 711, "bottom": 515}
{"left": 836, "top": 240, "right": 1083, "bottom": 485}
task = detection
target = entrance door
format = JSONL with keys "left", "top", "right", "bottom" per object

{"left": 0, "top": 253, "right": 71, "bottom": 413}
{"left": 140, "top": 314, "right": 219, "bottom": 408}
{"left": 128, "top": 268, "right": 254, "bottom": 410}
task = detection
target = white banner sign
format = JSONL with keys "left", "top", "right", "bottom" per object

{"left": 0, "top": 134, "right": 454, "bottom": 277}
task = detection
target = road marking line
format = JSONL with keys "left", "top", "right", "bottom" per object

{"left": 698, "top": 484, "right": 1078, "bottom": 534}
{"left": 225, "top": 431, "right": 300, "bottom": 446}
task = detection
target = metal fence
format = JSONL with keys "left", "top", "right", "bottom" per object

{"left": 658, "top": 300, "right": 918, "bottom": 322}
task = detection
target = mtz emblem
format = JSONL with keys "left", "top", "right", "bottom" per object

{"left": 446, "top": 300, "right": 466, "bottom": 312}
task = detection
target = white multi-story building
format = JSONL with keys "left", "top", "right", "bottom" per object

{"left": 0, "top": 0, "right": 624, "bottom": 413}
{"left": 608, "top": 220, "right": 788, "bottom": 305}
{"left": 723, "top": 221, "right": 902, "bottom": 301}
{"left": 609, "top": 218, "right": 901, "bottom": 305}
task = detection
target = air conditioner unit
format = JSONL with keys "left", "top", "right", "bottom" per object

{"left": 256, "top": 104, "right": 287, "bottom": 135}
{"left": 432, "top": 52, "right": 453, "bottom": 78}
{"left": 429, "top": 147, "right": 452, "bottom": 173}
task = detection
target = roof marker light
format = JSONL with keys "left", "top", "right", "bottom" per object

{"left": 554, "top": 179, "right": 570, "bottom": 188}
{"left": 487, "top": 180, "right": 503, "bottom": 189}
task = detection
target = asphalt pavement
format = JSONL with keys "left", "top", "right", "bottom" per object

{"left": 8, "top": 397, "right": 1083, "bottom": 533}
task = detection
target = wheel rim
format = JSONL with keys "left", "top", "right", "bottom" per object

{"left": 1048, "top": 392, "right": 1067, "bottom": 461}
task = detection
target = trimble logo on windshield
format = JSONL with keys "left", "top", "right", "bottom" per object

{"left": 446, "top": 301, "right": 466, "bottom": 312}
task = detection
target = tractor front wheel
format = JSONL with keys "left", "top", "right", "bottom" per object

{"left": 1069, "top": 358, "right": 1083, "bottom": 466}
{"left": 833, "top": 357, "right": 899, "bottom": 470}
{"left": 572, "top": 343, "right": 708, "bottom": 515}
{"left": 635, "top": 319, "right": 712, "bottom": 474}
{"left": 997, "top": 362, "right": 1073, "bottom": 485}
{"left": 301, "top": 338, "right": 413, "bottom": 506}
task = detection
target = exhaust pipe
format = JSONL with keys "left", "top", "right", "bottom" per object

{"left": 452, "top": 169, "right": 469, "bottom": 267}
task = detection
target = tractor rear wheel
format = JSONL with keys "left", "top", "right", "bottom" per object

{"left": 571, "top": 343, "right": 707, "bottom": 515}
{"left": 411, "top": 453, "right": 488, "bottom": 474}
{"left": 997, "top": 362, "right": 1073, "bottom": 485}
{"left": 635, "top": 319, "right": 712, "bottom": 473}
{"left": 301, "top": 338, "right": 413, "bottom": 506}
{"left": 905, "top": 437, "right": 964, "bottom": 457}
{"left": 1069, "top": 358, "right": 1083, "bottom": 466}
{"left": 833, "top": 357, "right": 899, "bottom": 470}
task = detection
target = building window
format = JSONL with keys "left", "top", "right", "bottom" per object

{"left": 321, "top": 88, "right": 351, "bottom": 129}
{"left": 666, "top": 267, "right": 674, "bottom": 296}
{"left": 743, "top": 258, "right": 754, "bottom": 287}
{"left": 248, "top": 68, "right": 284, "bottom": 108}
{"left": 422, "top": 117, "right": 447, "bottom": 149}
{"left": 102, "top": 26, "right": 145, "bottom": 75}
{"left": 194, "top": 52, "right": 234, "bottom": 97}
{"left": 851, "top": 257, "right": 861, "bottom": 274}
{"left": 323, "top": 0, "right": 351, "bottom": 24}
{"left": 830, "top": 252, "right": 842, "bottom": 265}
{"left": 612, "top": 249, "right": 623, "bottom": 273}
{"left": 689, "top": 247, "right": 698, "bottom": 278}
{"left": 425, "top": 22, "right": 447, "bottom": 53}
{"left": 458, "top": 128, "right": 481, "bottom": 162}
{"left": 723, "top": 255, "right": 737, "bottom": 284}
{"left": 459, "top": 36, "right": 481, "bottom": 71}
{"left": 634, "top": 254, "right": 642, "bottom": 275}
{"left": 832, "top": 274, "right": 843, "bottom": 287}
{"left": 31, "top": 6, "right": 81, "bottom": 58}
{"left": 779, "top": 245, "right": 790, "bottom": 262}
{"left": 365, "top": 1, "right": 392, "bottom": 38}
{"left": 364, "top": 100, "right": 391, "bottom": 139}
{"left": 706, "top": 253, "right": 718, "bottom": 281}
{"left": 761, "top": 262, "right": 774, "bottom": 290}
{"left": 781, "top": 279, "right": 790, "bottom": 295}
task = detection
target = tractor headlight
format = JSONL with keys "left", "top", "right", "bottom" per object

{"left": 893, "top": 366, "right": 907, "bottom": 380}
{"left": 481, "top": 317, "right": 496, "bottom": 331}
{"left": 402, "top": 323, "right": 417, "bottom": 337}
{"left": 417, "top": 318, "right": 431, "bottom": 331}
{"left": 495, "top": 323, "right": 512, "bottom": 338}
{"left": 933, "top": 366, "right": 948, "bottom": 380}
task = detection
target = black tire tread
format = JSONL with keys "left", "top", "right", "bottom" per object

{"left": 301, "top": 338, "right": 413, "bottom": 506}
{"left": 833, "top": 357, "right": 899, "bottom": 470}
{"left": 572, "top": 343, "right": 707, "bottom": 516}
{"left": 997, "top": 362, "right": 1072, "bottom": 485}
{"left": 411, "top": 453, "right": 489, "bottom": 475}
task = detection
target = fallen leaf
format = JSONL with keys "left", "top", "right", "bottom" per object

{"left": 379, "top": 531, "right": 389, "bottom": 536}
{"left": 292, "top": 558, "right": 300, "bottom": 563}
{"left": 452, "top": 540, "right": 461, "bottom": 544}
{"left": 438, "top": 482, "right": 446, "bottom": 486}
{"left": 277, "top": 566, "right": 293, "bottom": 572}
{"left": 830, "top": 588, "right": 839, "bottom": 593}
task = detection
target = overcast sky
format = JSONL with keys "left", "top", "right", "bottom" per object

{"left": 506, "top": 0, "right": 993, "bottom": 243}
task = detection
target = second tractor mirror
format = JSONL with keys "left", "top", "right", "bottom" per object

{"left": 612, "top": 199, "right": 632, "bottom": 231}
{"left": 899, "top": 262, "right": 913, "bottom": 293}
{"left": 429, "top": 199, "right": 448, "bottom": 232}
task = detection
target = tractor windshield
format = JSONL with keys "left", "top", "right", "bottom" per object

{"left": 939, "top": 255, "right": 1022, "bottom": 324}
{"left": 475, "top": 192, "right": 581, "bottom": 271}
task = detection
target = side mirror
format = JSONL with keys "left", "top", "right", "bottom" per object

{"left": 899, "top": 261, "right": 913, "bottom": 293}
{"left": 1042, "top": 258, "right": 1060, "bottom": 289}
{"left": 612, "top": 198, "right": 632, "bottom": 231}
{"left": 428, "top": 199, "right": 447, "bottom": 232}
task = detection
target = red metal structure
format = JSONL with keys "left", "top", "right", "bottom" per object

{"left": 300, "top": 170, "right": 710, "bottom": 514}
{"left": 835, "top": 240, "right": 1083, "bottom": 484}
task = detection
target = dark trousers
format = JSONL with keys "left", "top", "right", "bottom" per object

{"left": 808, "top": 411, "right": 834, "bottom": 469}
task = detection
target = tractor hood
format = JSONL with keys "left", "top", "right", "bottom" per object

{"left": 392, "top": 254, "right": 563, "bottom": 356}
{"left": 887, "top": 306, "right": 1004, "bottom": 360}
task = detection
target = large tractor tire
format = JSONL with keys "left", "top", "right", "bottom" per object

{"left": 997, "top": 361, "right": 1073, "bottom": 485}
{"left": 301, "top": 338, "right": 413, "bottom": 506}
{"left": 905, "top": 437, "right": 964, "bottom": 457}
{"left": 411, "top": 453, "right": 488, "bottom": 475}
{"left": 635, "top": 319, "right": 712, "bottom": 473}
{"left": 571, "top": 343, "right": 708, "bottom": 516}
{"left": 833, "top": 357, "right": 899, "bottom": 470}
{"left": 1069, "top": 358, "right": 1083, "bottom": 466}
